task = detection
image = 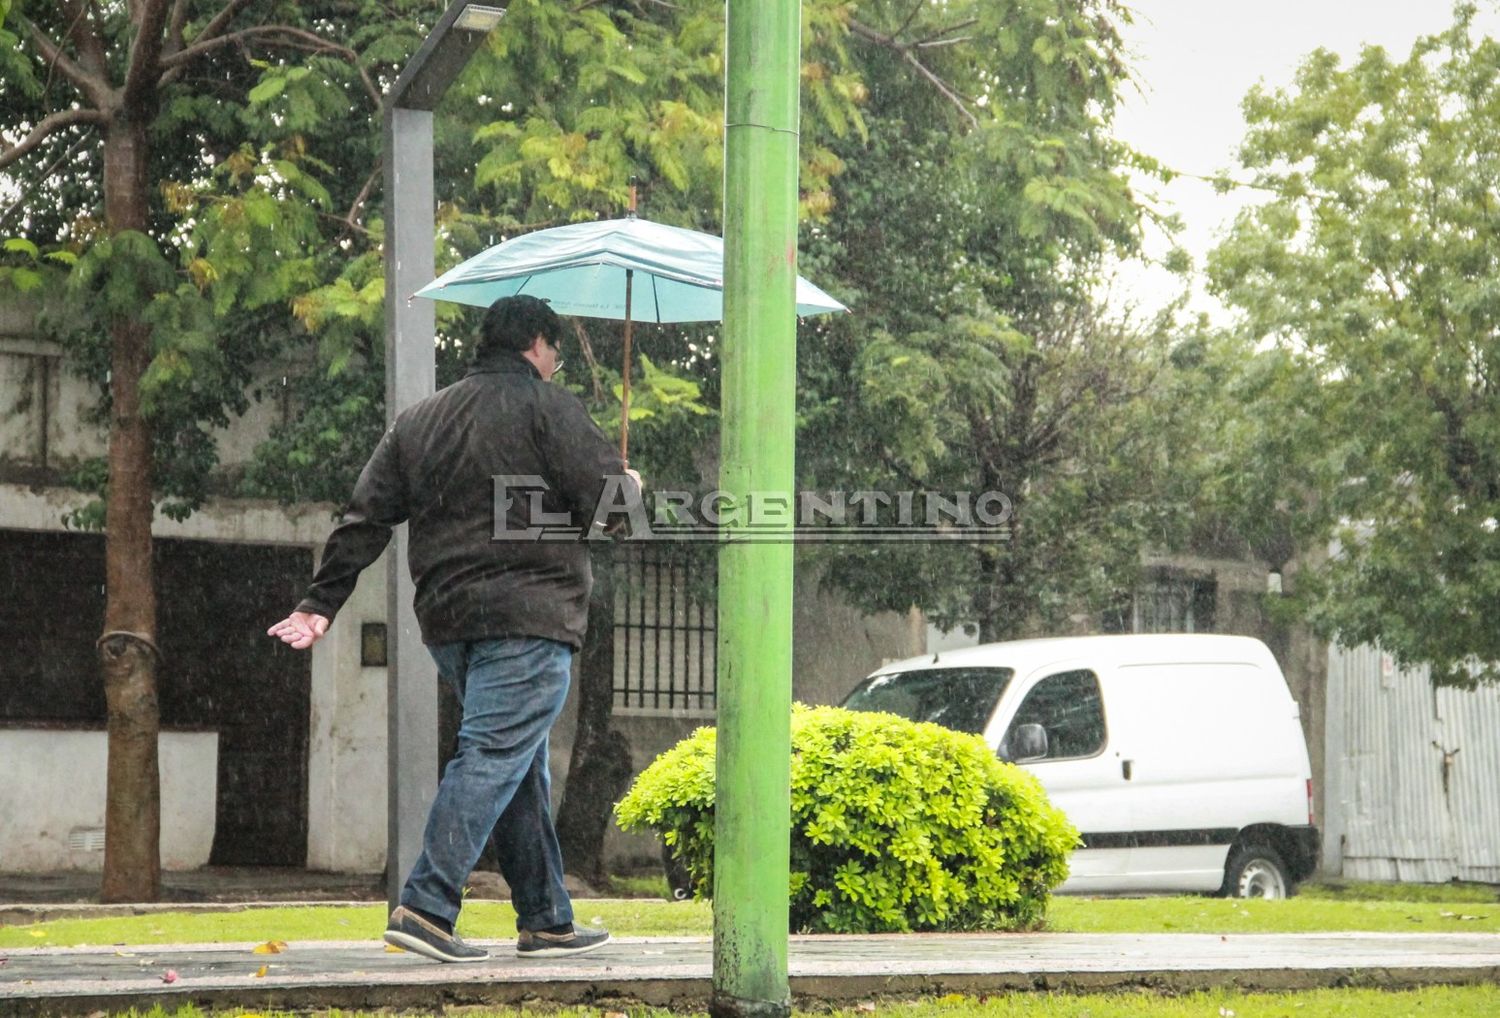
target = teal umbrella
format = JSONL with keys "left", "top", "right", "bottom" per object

{"left": 414, "top": 205, "right": 847, "bottom": 459}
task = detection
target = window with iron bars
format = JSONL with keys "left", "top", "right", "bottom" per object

{"left": 1103, "top": 571, "right": 1217, "bottom": 634}
{"left": 613, "top": 543, "right": 717, "bottom": 714}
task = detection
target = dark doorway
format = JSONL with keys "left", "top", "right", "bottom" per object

{"left": 0, "top": 529, "right": 313, "bottom": 866}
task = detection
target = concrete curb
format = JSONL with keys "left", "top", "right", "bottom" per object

{"left": 2, "top": 933, "right": 1497, "bottom": 1016}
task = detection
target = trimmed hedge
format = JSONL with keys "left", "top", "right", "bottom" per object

{"left": 615, "top": 704, "right": 1078, "bottom": 933}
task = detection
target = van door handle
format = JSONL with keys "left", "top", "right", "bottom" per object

{"left": 1122, "top": 759, "right": 1133, "bottom": 781}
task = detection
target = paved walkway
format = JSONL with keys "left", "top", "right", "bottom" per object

{"left": 3, "top": 931, "right": 1498, "bottom": 1016}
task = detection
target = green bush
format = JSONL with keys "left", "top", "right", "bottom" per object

{"left": 614, "top": 704, "right": 1079, "bottom": 933}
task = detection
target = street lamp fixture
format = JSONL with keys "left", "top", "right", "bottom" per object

{"left": 454, "top": 4, "right": 506, "bottom": 32}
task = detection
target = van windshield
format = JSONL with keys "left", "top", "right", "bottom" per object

{"left": 841, "top": 667, "right": 1014, "bottom": 735}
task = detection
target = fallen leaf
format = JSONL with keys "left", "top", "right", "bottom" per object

{"left": 27, "top": 930, "right": 46, "bottom": 939}
{"left": 252, "top": 940, "right": 288, "bottom": 955}
{"left": 385, "top": 944, "right": 406, "bottom": 954}
{"left": 604, "top": 1012, "right": 628, "bottom": 1018}
{"left": 858, "top": 1003, "right": 877, "bottom": 1013}
{"left": 1218, "top": 1009, "right": 1236, "bottom": 1017}
{"left": 161, "top": 970, "right": 179, "bottom": 984}
{"left": 113, "top": 950, "right": 136, "bottom": 957}
{"left": 253, "top": 965, "right": 269, "bottom": 979}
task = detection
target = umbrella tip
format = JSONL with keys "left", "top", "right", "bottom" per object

{"left": 627, "top": 176, "right": 638, "bottom": 218}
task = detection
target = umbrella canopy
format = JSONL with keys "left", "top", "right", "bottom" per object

{"left": 414, "top": 215, "right": 847, "bottom": 321}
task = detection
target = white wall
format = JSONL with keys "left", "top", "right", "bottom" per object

{"left": 0, "top": 729, "right": 217, "bottom": 871}
{"left": 1, "top": 302, "right": 395, "bottom": 874}
{"left": 0, "top": 479, "right": 391, "bottom": 873}
{"left": 0, "top": 333, "right": 293, "bottom": 474}
{"left": 305, "top": 549, "right": 391, "bottom": 872}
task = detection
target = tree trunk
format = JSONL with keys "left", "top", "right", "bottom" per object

{"left": 975, "top": 546, "right": 1003, "bottom": 644}
{"left": 975, "top": 518, "right": 1025, "bottom": 643}
{"left": 98, "top": 114, "right": 162, "bottom": 903}
{"left": 556, "top": 541, "right": 634, "bottom": 885}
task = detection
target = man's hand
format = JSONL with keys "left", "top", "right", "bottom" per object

{"left": 267, "top": 610, "right": 330, "bottom": 650}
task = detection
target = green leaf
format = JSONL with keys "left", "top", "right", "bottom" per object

{"left": 9, "top": 266, "right": 42, "bottom": 291}
{"left": 247, "top": 75, "right": 287, "bottom": 104}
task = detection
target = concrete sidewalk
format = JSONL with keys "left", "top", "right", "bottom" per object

{"left": 3, "top": 931, "right": 1498, "bottom": 1016}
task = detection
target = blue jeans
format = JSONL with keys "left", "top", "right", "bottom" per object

{"left": 400, "top": 637, "right": 575, "bottom": 932}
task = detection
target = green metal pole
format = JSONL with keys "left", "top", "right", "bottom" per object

{"left": 713, "top": 0, "right": 799, "bottom": 1016}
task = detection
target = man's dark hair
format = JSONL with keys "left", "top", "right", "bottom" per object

{"left": 475, "top": 295, "right": 562, "bottom": 360}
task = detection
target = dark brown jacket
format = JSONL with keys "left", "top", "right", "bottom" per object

{"left": 296, "top": 352, "right": 634, "bottom": 648}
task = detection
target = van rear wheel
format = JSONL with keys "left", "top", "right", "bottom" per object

{"left": 1222, "top": 843, "right": 1293, "bottom": 899}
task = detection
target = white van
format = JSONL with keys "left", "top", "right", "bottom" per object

{"left": 841, "top": 634, "right": 1319, "bottom": 898}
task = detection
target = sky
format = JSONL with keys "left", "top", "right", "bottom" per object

{"left": 1109, "top": 0, "right": 1500, "bottom": 317}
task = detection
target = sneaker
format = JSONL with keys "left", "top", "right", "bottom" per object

{"left": 515, "top": 923, "right": 611, "bottom": 958}
{"left": 383, "top": 905, "right": 489, "bottom": 963}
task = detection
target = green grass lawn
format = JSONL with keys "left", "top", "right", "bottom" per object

{"left": 86, "top": 987, "right": 1500, "bottom": 1018}
{"left": 1044, "top": 893, "right": 1498, "bottom": 934}
{"left": 2, "top": 881, "right": 1496, "bottom": 948}
{"left": 829, "top": 988, "right": 1500, "bottom": 1017}
{"left": 1302, "top": 878, "right": 1500, "bottom": 903}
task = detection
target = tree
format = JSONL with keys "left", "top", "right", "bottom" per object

{"left": 1207, "top": 3, "right": 1500, "bottom": 687}
{"left": 0, "top": 0, "right": 426, "bottom": 900}
{"left": 797, "top": 1, "right": 1193, "bottom": 641}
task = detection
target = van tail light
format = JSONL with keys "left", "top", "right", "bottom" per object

{"left": 1307, "top": 779, "right": 1316, "bottom": 827}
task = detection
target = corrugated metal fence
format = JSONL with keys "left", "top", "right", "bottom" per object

{"left": 1325, "top": 644, "right": 1500, "bottom": 883}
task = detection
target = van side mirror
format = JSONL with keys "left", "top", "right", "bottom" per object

{"left": 1003, "top": 723, "right": 1049, "bottom": 763}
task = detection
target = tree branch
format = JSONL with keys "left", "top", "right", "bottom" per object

{"left": 13, "top": 12, "right": 113, "bottom": 109}
{"left": 915, "top": 35, "right": 974, "bottom": 50}
{"left": 191, "top": 0, "right": 259, "bottom": 49}
{"left": 848, "top": 18, "right": 978, "bottom": 130}
{"left": 893, "top": 1, "right": 925, "bottom": 40}
{"left": 571, "top": 319, "right": 609, "bottom": 405}
{"left": 160, "top": 25, "right": 382, "bottom": 107}
{"left": 0, "top": 128, "right": 98, "bottom": 230}
{"left": 0, "top": 107, "right": 108, "bottom": 171}
{"left": 343, "top": 165, "right": 380, "bottom": 234}
{"left": 67, "top": 1, "right": 112, "bottom": 83}
{"left": 123, "top": 0, "right": 173, "bottom": 110}
{"left": 165, "top": 0, "right": 191, "bottom": 57}
{"left": 912, "top": 18, "right": 977, "bottom": 47}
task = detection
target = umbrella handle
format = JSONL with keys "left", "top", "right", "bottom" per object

{"left": 620, "top": 268, "right": 633, "bottom": 463}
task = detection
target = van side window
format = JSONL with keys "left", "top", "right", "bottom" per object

{"left": 1007, "top": 670, "right": 1105, "bottom": 760}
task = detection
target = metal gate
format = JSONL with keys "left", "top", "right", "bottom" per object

{"left": 1324, "top": 644, "right": 1500, "bottom": 882}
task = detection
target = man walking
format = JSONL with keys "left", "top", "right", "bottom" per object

{"left": 269, "top": 295, "right": 640, "bottom": 963}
